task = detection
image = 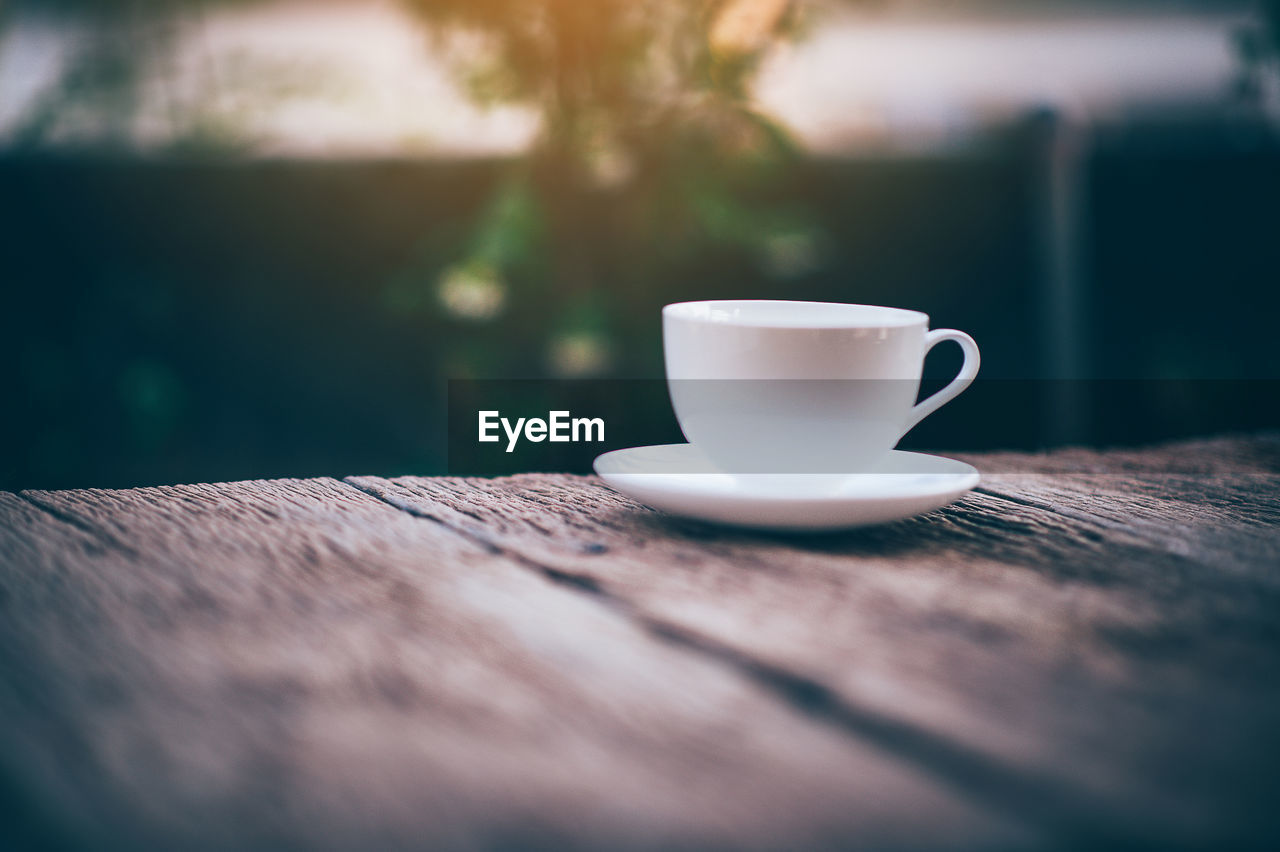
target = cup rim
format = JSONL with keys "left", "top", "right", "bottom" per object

{"left": 663, "top": 300, "right": 928, "bottom": 329}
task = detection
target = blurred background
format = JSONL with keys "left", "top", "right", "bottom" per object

{"left": 1, "top": 0, "right": 1278, "bottom": 489}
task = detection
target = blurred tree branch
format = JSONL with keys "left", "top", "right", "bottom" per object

{"left": 389, "top": 0, "right": 844, "bottom": 374}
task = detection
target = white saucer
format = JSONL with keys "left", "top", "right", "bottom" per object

{"left": 593, "top": 444, "right": 980, "bottom": 532}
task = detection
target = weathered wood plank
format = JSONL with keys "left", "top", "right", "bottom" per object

{"left": 967, "top": 434, "right": 1280, "bottom": 476}
{"left": 348, "top": 436, "right": 1280, "bottom": 847}
{"left": 974, "top": 472, "right": 1280, "bottom": 568}
{"left": 965, "top": 435, "right": 1280, "bottom": 563}
{"left": 0, "top": 482, "right": 1028, "bottom": 851}
{"left": 0, "top": 491, "right": 141, "bottom": 851}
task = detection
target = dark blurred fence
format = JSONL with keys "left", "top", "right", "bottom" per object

{"left": 2, "top": 125, "right": 1278, "bottom": 489}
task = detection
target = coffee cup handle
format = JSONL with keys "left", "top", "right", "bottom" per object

{"left": 903, "top": 329, "right": 980, "bottom": 434}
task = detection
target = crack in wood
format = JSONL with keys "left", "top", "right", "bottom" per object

{"left": 974, "top": 482, "right": 1280, "bottom": 568}
{"left": 341, "top": 477, "right": 1161, "bottom": 849}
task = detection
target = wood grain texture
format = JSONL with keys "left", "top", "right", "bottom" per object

{"left": 0, "top": 481, "right": 1027, "bottom": 852}
{"left": 965, "top": 434, "right": 1280, "bottom": 565}
{"left": 349, "top": 435, "right": 1280, "bottom": 848}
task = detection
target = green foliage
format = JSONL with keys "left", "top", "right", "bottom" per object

{"left": 389, "top": 0, "right": 828, "bottom": 375}
{"left": 0, "top": 1, "right": 846, "bottom": 376}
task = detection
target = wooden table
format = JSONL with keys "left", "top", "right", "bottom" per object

{"left": 2, "top": 435, "right": 1278, "bottom": 850}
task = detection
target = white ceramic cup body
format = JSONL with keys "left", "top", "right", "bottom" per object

{"left": 663, "top": 300, "right": 979, "bottom": 474}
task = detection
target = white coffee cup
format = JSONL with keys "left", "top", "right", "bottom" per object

{"left": 663, "top": 300, "right": 980, "bottom": 473}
